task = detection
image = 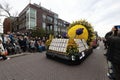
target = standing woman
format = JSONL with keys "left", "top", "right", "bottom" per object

{"left": 0, "top": 39, "right": 10, "bottom": 60}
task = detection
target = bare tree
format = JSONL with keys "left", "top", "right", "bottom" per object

{"left": 0, "top": 2, "right": 12, "bottom": 17}
{"left": 0, "top": 1, "right": 19, "bottom": 33}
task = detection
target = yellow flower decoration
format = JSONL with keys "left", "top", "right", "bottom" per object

{"left": 68, "top": 24, "right": 88, "bottom": 41}
{"left": 67, "top": 19, "right": 95, "bottom": 46}
{"left": 66, "top": 39, "right": 79, "bottom": 55}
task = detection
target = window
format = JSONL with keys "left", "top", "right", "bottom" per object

{"left": 26, "top": 7, "right": 36, "bottom": 29}
{"left": 54, "top": 25, "right": 57, "bottom": 31}
{"left": 30, "top": 8, "right": 36, "bottom": 18}
{"left": 54, "top": 19, "right": 57, "bottom": 24}
{"left": 50, "top": 25, "right": 53, "bottom": 30}
{"left": 42, "top": 14, "right": 46, "bottom": 21}
{"left": 30, "top": 18, "right": 36, "bottom": 29}
{"left": 47, "top": 16, "right": 53, "bottom": 22}
{"left": 26, "top": 8, "right": 30, "bottom": 29}
{"left": 42, "top": 22, "right": 46, "bottom": 30}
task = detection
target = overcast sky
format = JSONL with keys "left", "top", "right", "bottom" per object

{"left": 0, "top": 0, "right": 120, "bottom": 37}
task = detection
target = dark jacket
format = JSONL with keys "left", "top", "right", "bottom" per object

{"left": 18, "top": 39, "right": 26, "bottom": 47}
{"left": 106, "top": 36, "right": 120, "bottom": 64}
{"left": 105, "top": 31, "right": 113, "bottom": 40}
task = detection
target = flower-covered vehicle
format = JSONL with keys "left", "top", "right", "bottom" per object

{"left": 45, "top": 20, "right": 95, "bottom": 62}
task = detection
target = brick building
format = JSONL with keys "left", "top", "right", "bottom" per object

{"left": 3, "top": 18, "right": 11, "bottom": 34}
{"left": 3, "top": 3, "right": 70, "bottom": 36}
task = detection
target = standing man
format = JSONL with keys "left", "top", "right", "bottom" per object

{"left": 106, "top": 27, "right": 120, "bottom": 80}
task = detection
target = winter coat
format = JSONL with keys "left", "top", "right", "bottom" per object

{"left": 106, "top": 36, "right": 120, "bottom": 64}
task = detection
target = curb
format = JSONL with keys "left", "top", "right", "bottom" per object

{"left": 6, "top": 51, "right": 46, "bottom": 58}
{"left": 7, "top": 53, "right": 29, "bottom": 58}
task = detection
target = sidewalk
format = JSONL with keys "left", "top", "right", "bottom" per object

{"left": 7, "top": 52, "right": 30, "bottom": 58}
{"left": 7, "top": 51, "right": 45, "bottom": 58}
{"left": 0, "top": 52, "right": 43, "bottom": 60}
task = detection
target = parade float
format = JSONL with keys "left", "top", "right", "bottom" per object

{"left": 45, "top": 20, "right": 95, "bottom": 62}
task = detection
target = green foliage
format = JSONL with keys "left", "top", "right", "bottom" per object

{"left": 31, "top": 28, "right": 46, "bottom": 37}
{"left": 66, "top": 39, "right": 79, "bottom": 55}
{"left": 66, "top": 44, "right": 79, "bottom": 55}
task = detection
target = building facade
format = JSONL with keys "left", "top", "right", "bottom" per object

{"left": 3, "top": 18, "right": 11, "bottom": 34}
{"left": 9, "top": 3, "right": 69, "bottom": 36}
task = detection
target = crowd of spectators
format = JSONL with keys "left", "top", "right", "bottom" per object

{"left": 0, "top": 31, "right": 47, "bottom": 56}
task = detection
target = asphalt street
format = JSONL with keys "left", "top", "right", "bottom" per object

{"left": 0, "top": 41, "right": 110, "bottom": 80}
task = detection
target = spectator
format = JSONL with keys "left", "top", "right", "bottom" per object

{"left": 37, "top": 40, "right": 42, "bottom": 52}
{"left": 103, "top": 38, "right": 108, "bottom": 49}
{"left": 104, "top": 26, "right": 118, "bottom": 52}
{"left": 29, "top": 39, "right": 36, "bottom": 52}
{"left": 18, "top": 36, "right": 27, "bottom": 52}
{"left": 5, "top": 39, "right": 15, "bottom": 55}
{"left": 14, "top": 42, "right": 22, "bottom": 54}
{"left": 105, "top": 26, "right": 118, "bottom": 40}
{"left": 0, "top": 39, "right": 10, "bottom": 60}
{"left": 106, "top": 30, "right": 120, "bottom": 80}
{"left": 41, "top": 41, "right": 46, "bottom": 51}
{"left": 105, "top": 26, "right": 120, "bottom": 80}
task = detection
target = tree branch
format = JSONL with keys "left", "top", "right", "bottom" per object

{"left": 0, "top": 14, "right": 9, "bottom": 17}
{"left": 0, "top": 2, "right": 12, "bottom": 17}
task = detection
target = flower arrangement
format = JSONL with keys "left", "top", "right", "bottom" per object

{"left": 45, "top": 34, "right": 54, "bottom": 49}
{"left": 68, "top": 24, "right": 89, "bottom": 41}
{"left": 45, "top": 40, "right": 52, "bottom": 47}
{"left": 66, "top": 38, "right": 79, "bottom": 55}
{"left": 67, "top": 19, "right": 95, "bottom": 46}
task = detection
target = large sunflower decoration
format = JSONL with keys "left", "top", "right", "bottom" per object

{"left": 67, "top": 19, "right": 95, "bottom": 46}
